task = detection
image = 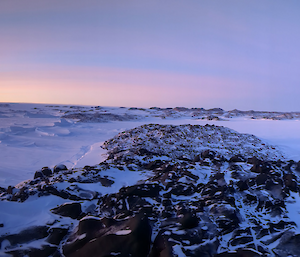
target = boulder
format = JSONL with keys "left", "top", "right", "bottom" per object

{"left": 47, "top": 227, "right": 69, "bottom": 245}
{"left": 274, "top": 233, "right": 300, "bottom": 257}
{"left": 53, "top": 164, "right": 68, "bottom": 173}
{"left": 0, "top": 226, "right": 49, "bottom": 246}
{"left": 63, "top": 214, "right": 152, "bottom": 257}
{"left": 51, "top": 202, "right": 82, "bottom": 219}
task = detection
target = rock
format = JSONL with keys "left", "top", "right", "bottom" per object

{"left": 51, "top": 202, "right": 82, "bottom": 219}
{"left": 63, "top": 214, "right": 152, "bottom": 257}
{"left": 81, "top": 217, "right": 104, "bottom": 231}
{"left": 120, "top": 184, "right": 161, "bottom": 198}
{"left": 98, "top": 177, "right": 114, "bottom": 187}
{"left": 255, "top": 173, "right": 268, "bottom": 185}
{"left": 201, "top": 150, "right": 216, "bottom": 160}
{"left": 7, "top": 185, "right": 14, "bottom": 194}
{"left": 274, "top": 233, "right": 300, "bottom": 257}
{"left": 11, "top": 186, "right": 29, "bottom": 202}
{"left": 43, "top": 185, "right": 70, "bottom": 199}
{"left": 170, "top": 183, "right": 195, "bottom": 196}
{"left": 53, "top": 164, "right": 68, "bottom": 173}
{"left": 295, "top": 161, "right": 300, "bottom": 172}
{"left": 236, "top": 180, "right": 248, "bottom": 191}
{"left": 41, "top": 167, "right": 52, "bottom": 176}
{"left": 229, "top": 155, "right": 246, "bottom": 163}
{"left": 193, "top": 154, "right": 201, "bottom": 162}
{"left": 209, "top": 204, "right": 239, "bottom": 234}
{"left": 0, "top": 226, "right": 49, "bottom": 246}
{"left": 149, "top": 231, "right": 174, "bottom": 257}
{"left": 283, "top": 173, "right": 298, "bottom": 192}
{"left": 34, "top": 170, "right": 44, "bottom": 179}
{"left": 47, "top": 227, "right": 69, "bottom": 245}
{"left": 145, "top": 160, "right": 164, "bottom": 170}
{"left": 179, "top": 212, "right": 199, "bottom": 229}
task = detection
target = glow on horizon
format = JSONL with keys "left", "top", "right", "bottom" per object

{"left": 0, "top": 67, "right": 293, "bottom": 111}
{"left": 0, "top": 67, "right": 248, "bottom": 108}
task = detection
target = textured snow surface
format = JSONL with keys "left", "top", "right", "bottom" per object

{"left": 1, "top": 103, "right": 300, "bottom": 256}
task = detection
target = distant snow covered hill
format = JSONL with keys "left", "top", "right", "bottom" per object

{"left": 61, "top": 106, "right": 300, "bottom": 122}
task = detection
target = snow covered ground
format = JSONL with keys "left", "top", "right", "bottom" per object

{"left": 1, "top": 103, "right": 300, "bottom": 187}
{"left": 1, "top": 103, "right": 300, "bottom": 256}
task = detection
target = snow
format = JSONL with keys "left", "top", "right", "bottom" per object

{"left": 0, "top": 195, "right": 70, "bottom": 235}
{"left": 0, "top": 103, "right": 299, "bottom": 187}
{"left": 0, "top": 103, "right": 300, "bottom": 256}
{"left": 115, "top": 230, "right": 132, "bottom": 235}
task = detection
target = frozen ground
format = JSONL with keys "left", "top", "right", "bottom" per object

{"left": 0, "top": 103, "right": 300, "bottom": 187}
{"left": 1, "top": 103, "right": 300, "bottom": 256}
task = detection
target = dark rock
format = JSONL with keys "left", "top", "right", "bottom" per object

{"left": 34, "top": 170, "right": 44, "bottom": 179}
{"left": 229, "top": 155, "right": 246, "bottom": 163}
{"left": 149, "top": 231, "right": 174, "bottom": 257}
{"left": 120, "top": 183, "right": 161, "bottom": 198}
{"left": 41, "top": 167, "right": 52, "bottom": 177}
{"left": 201, "top": 150, "right": 216, "bottom": 160}
{"left": 51, "top": 202, "right": 82, "bottom": 219}
{"left": 43, "top": 185, "right": 70, "bottom": 199}
{"left": 179, "top": 212, "right": 199, "bottom": 229}
{"left": 244, "top": 194, "right": 257, "bottom": 205}
{"left": 230, "top": 236, "right": 253, "bottom": 246}
{"left": 7, "top": 185, "right": 14, "bottom": 194}
{"left": 0, "top": 226, "right": 49, "bottom": 246}
{"left": 274, "top": 233, "right": 300, "bottom": 257}
{"left": 77, "top": 217, "right": 105, "bottom": 238}
{"left": 250, "top": 161, "right": 272, "bottom": 173}
{"left": 170, "top": 183, "right": 195, "bottom": 196}
{"left": 136, "top": 148, "right": 159, "bottom": 156}
{"left": 47, "top": 227, "right": 69, "bottom": 245}
{"left": 247, "top": 156, "right": 262, "bottom": 165}
{"left": 209, "top": 205, "right": 239, "bottom": 234}
{"left": 53, "top": 164, "right": 68, "bottom": 173}
{"left": 283, "top": 173, "right": 298, "bottom": 192}
{"left": 63, "top": 214, "right": 151, "bottom": 257}
{"left": 256, "top": 173, "right": 268, "bottom": 185}
{"left": 98, "top": 177, "right": 114, "bottom": 187}
{"left": 295, "top": 161, "right": 300, "bottom": 172}
{"left": 68, "top": 177, "right": 77, "bottom": 183}
{"left": 11, "top": 186, "right": 29, "bottom": 202}
{"left": 236, "top": 180, "right": 248, "bottom": 191}
{"left": 145, "top": 160, "right": 164, "bottom": 170}
{"left": 193, "top": 154, "right": 201, "bottom": 162}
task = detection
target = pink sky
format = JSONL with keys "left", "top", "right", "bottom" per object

{"left": 1, "top": 0, "right": 300, "bottom": 111}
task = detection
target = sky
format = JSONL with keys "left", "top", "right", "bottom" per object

{"left": 0, "top": 0, "right": 300, "bottom": 111}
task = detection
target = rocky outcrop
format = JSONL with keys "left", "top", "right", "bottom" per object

{"left": 1, "top": 124, "right": 300, "bottom": 256}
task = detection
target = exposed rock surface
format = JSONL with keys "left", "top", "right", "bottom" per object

{"left": 1, "top": 124, "right": 300, "bottom": 256}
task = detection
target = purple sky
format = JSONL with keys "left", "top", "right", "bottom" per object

{"left": 1, "top": 0, "right": 300, "bottom": 111}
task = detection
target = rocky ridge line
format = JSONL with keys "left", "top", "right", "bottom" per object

{"left": 1, "top": 125, "right": 300, "bottom": 257}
